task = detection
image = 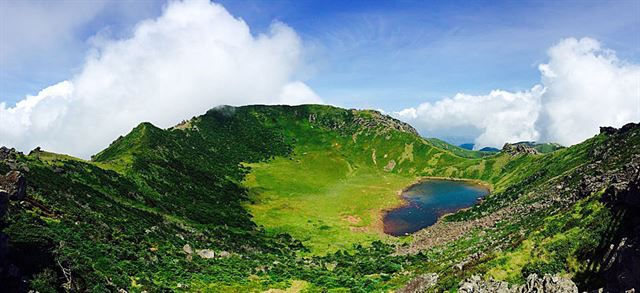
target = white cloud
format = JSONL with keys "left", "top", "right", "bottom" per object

{"left": 0, "top": 0, "right": 164, "bottom": 102}
{"left": 397, "top": 37, "right": 640, "bottom": 149}
{"left": 536, "top": 38, "right": 640, "bottom": 145}
{"left": 276, "top": 81, "right": 322, "bottom": 105}
{"left": 0, "top": 0, "right": 321, "bottom": 158}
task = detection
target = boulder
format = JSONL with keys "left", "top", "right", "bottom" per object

{"left": 195, "top": 249, "right": 215, "bottom": 259}
{"left": 182, "top": 244, "right": 193, "bottom": 254}
{"left": 517, "top": 274, "right": 578, "bottom": 293}
{"left": 502, "top": 143, "right": 539, "bottom": 156}
{"left": 458, "top": 275, "right": 511, "bottom": 293}
{"left": 0, "top": 171, "right": 26, "bottom": 200}
{"left": 0, "top": 147, "right": 18, "bottom": 161}
{"left": 0, "top": 171, "right": 26, "bottom": 217}
{"left": 27, "top": 146, "right": 42, "bottom": 156}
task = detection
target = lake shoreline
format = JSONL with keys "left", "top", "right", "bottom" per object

{"left": 381, "top": 176, "right": 491, "bottom": 236}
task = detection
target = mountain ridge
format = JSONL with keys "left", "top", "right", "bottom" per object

{"left": 1, "top": 104, "right": 638, "bottom": 292}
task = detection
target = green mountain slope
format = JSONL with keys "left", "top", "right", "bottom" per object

{"left": 1, "top": 104, "right": 638, "bottom": 292}
{"left": 506, "top": 141, "right": 565, "bottom": 154}
{"left": 425, "top": 138, "right": 497, "bottom": 158}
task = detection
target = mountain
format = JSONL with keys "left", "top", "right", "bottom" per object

{"left": 480, "top": 146, "right": 501, "bottom": 152}
{"left": 505, "top": 141, "right": 565, "bottom": 154}
{"left": 459, "top": 143, "right": 475, "bottom": 150}
{"left": 460, "top": 142, "right": 562, "bottom": 154}
{"left": 424, "top": 138, "right": 496, "bottom": 158}
{"left": 1, "top": 104, "right": 638, "bottom": 292}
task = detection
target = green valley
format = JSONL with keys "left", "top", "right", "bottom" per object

{"left": 1, "top": 105, "right": 638, "bottom": 292}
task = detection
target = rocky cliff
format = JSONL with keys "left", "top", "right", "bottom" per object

{"left": 0, "top": 147, "right": 28, "bottom": 292}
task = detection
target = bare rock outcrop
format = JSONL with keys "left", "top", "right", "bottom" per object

{"left": 0, "top": 171, "right": 26, "bottom": 201}
{"left": 182, "top": 244, "right": 228, "bottom": 260}
{"left": 0, "top": 147, "right": 18, "bottom": 161}
{"left": 598, "top": 159, "right": 640, "bottom": 292}
{"left": 599, "top": 122, "right": 639, "bottom": 136}
{"left": 501, "top": 143, "right": 539, "bottom": 156}
{"left": 458, "top": 274, "right": 577, "bottom": 293}
{"left": 350, "top": 110, "right": 419, "bottom": 136}
{"left": 196, "top": 249, "right": 216, "bottom": 259}
{"left": 458, "top": 275, "right": 511, "bottom": 293}
{"left": 517, "top": 274, "right": 578, "bottom": 293}
{"left": 0, "top": 149, "right": 28, "bottom": 292}
{"left": 396, "top": 273, "right": 438, "bottom": 293}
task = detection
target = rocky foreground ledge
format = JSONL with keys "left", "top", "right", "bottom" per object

{"left": 399, "top": 273, "right": 579, "bottom": 293}
{"left": 0, "top": 147, "right": 29, "bottom": 291}
{"left": 459, "top": 274, "right": 579, "bottom": 293}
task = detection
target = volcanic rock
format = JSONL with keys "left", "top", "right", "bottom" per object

{"left": 501, "top": 143, "right": 539, "bottom": 156}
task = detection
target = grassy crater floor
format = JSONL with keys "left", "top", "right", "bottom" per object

{"left": 244, "top": 145, "right": 417, "bottom": 254}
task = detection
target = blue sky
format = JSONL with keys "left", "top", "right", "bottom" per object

{"left": 1, "top": 0, "right": 639, "bottom": 157}
{"left": 0, "top": 0, "right": 163, "bottom": 105}
{"left": 2, "top": 0, "right": 638, "bottom": 111}
{"left": 217, "top": 0, "right": 640, "bottom": 111}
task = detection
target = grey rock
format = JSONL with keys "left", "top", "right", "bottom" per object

{"left": 397, "top": 273, "right": 439, "bottom": 293}
{"left": 601, "top": 122, "right": 640, "bottom": 136}
{"left": 195, "top": 249, "right": 215, "bottom": 259}
{"left": 458, "top": 275, "right": 511, "bottom": 293}
{"left": 517, "top": 274, "right": 578, "bottom": 293}
{"left": 502, "top": 143, "right": 539, "bottom": 156}
{"left": 458, "top": 274, "right": 577, "bottom": 293}
{"left": 0, "top": 147, "right": 18, "bottom": 161}
{"left": 0, "top": 171, "right": 26, "bottom": 200}
{"left": 182, "top": 244, "right": 193, "bottom": 254}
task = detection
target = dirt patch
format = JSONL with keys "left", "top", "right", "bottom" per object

{"left": 343, "top": 215, "right": 362, "bottom": 224}
{"left": 384, "top": 160, "right": 397, "bottom": 172}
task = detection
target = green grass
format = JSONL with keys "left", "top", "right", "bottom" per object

{"left": 2, "top": 104, "right": 637, "bottom": 292}
{"left": 481, "top": 195, "right": 611, "bottom": 283}
{"left": 237, "top": 106, "right": 527, "bottom": 254}
{"left": 245, "top": 149, "right": 415, "bottom": 254}
{"left": 239, "top": 106, "right": 511, "bottom": 254}
{"left": 424, "top": 137, "right": 497, "bottom": 158}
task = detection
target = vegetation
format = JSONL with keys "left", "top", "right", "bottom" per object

{"left": 1, "top": 104, "right": 636, "bottom": 291}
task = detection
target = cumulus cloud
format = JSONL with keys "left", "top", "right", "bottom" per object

{"left": 0, "top": 0, "right": 321, "bottom": 158}
{"left": 397, "top": 37, "right": 640, "bottom": 149}
{"left": 536, "top": 38, "right": 639, "bottom": 144}
{"left": 398, "top": 87, "right": 544, "bottom": 148}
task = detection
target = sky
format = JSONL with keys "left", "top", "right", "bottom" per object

{"left": 1, "top": 0, "right": 639, "bottom": 157}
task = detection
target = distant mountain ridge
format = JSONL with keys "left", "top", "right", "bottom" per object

{"left": 457, "top": 141, "right": 564, "bottom": 154}
{"left": 506, "top": 141, "right": 565, "bottom": 153}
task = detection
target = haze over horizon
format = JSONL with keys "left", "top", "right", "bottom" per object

{"left": 1, "top": 0, "right": 639, "bottom": 158}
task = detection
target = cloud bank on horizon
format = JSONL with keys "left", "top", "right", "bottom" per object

{"left": 396, "top": 37, "right": 640, "bottom": 149}
{"left": 0, "top": 0, "right": 321, "bottom": 158}
{"left": 1, "top": 0, "right": 638, "bottom": 158}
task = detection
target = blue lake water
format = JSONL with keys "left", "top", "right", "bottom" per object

{"left": 383, "top": 179, "right": 489, "bottom": 236}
